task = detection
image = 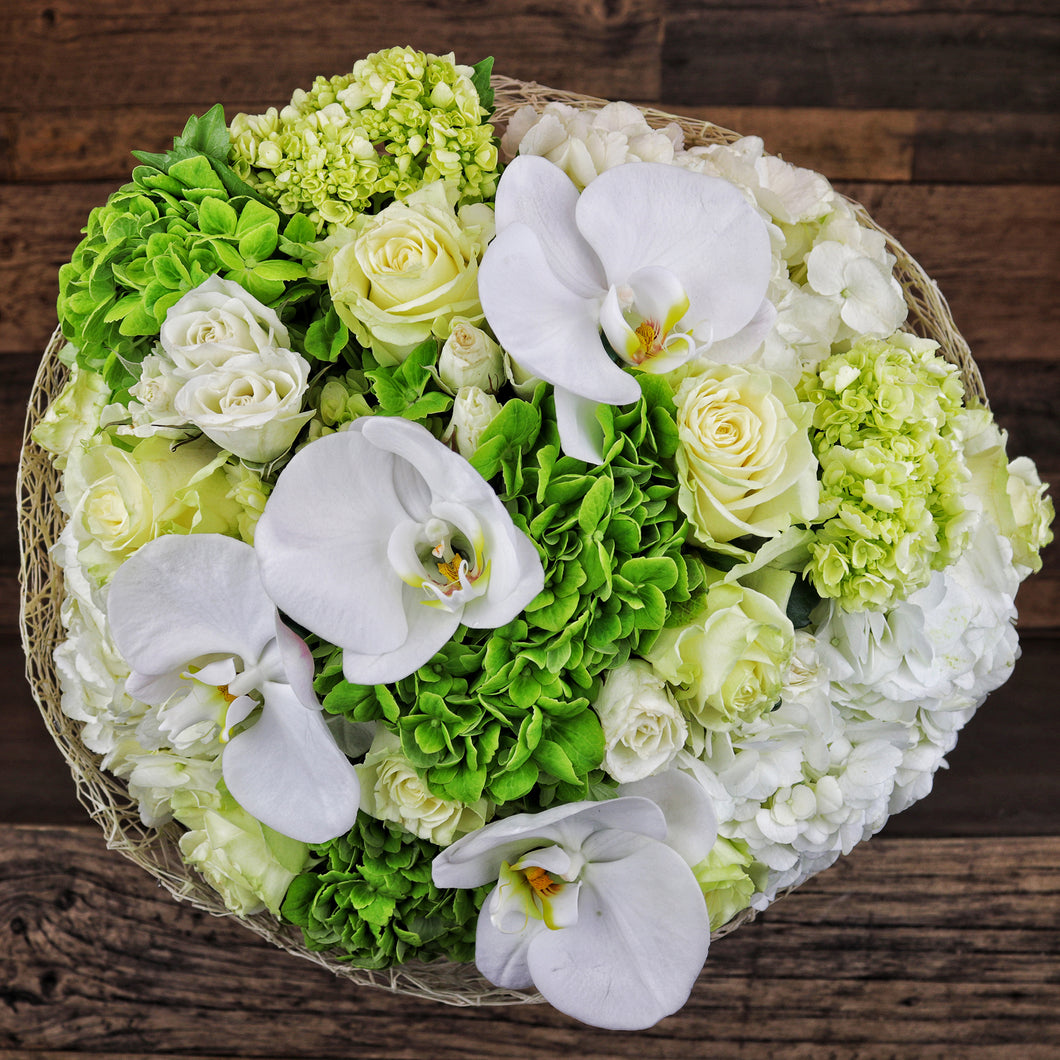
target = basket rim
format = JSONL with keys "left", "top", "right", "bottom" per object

{"left": 17, "top": 78, "right": 984, "bottom": 1006}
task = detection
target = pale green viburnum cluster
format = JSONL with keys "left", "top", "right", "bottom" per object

{"left": 229, "top": 47, "right": 499, "bottom": 232}
{"left": 798, "top": 332, "right": 970, "bottom": 610}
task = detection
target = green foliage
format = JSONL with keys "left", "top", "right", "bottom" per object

{"left": 57, "top": 156, "right": 314, "bottom": 388}
{"left": 131, "top": 104, "right": 269, "bottom": 204}
{"left": 364, "top": 340, "right": 453, "bottom": 423}
{"left": 470, "top": 56, "right": 496, "bottom": 115}
{"left": 281, "top": 815, "right": 486, "bottom": 968}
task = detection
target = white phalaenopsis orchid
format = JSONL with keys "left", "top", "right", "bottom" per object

{"left": 478, "top": 155, "right": 773, "bottom": 461}
{"left": 107, "top": 533, "right": 360, "bottom": 844}
{"left": 254, "top": 416, "right": 544, "bottom": 685}
{"left": 432, "top": 769, "right": 717, "bottom": 1030}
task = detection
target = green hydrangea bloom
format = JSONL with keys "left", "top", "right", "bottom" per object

{"left": 230, "top": 48, "right": 499, "bottom": 233}
{"left": 281, "top": 815, "right": 486, "bottom": 968}
{"left": 57, "top": 157, "right": 307, "bottom": 391}
{"left": 798, "top": 332, "right": 970, "bottom": 610}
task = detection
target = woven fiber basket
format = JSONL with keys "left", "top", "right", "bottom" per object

{"left": 17, "top": 77, "right": 986, "bottom": 1008}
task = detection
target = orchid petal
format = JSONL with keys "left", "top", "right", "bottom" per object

{"left": 108, "top": 534, "right": 278, "bottom": 681}
{"left": 553, "top": 386, "right": 608, "bottom": 465}
{"left": 478, "top": 222, "right": 641, "bottom": 405}
{"left": 273, "top": 616, "right": 319, "bottom": 710}
{"left": 339, "top": 595, "right": 461, "bottom": 685}
{"left": 474, "top": 894, "right": 540, "bottom": 989}
{"left": 616, "top": 769, "right": 718, "bottom": 868}
{"left": 222, "top": 679, "right": 360, "bottom": 843}
{"left": 254, "top": 430, "right": 413, "bottom": 655}
{"left": 494, "top": 154, "right": 606, "bottom": 298}
{"left": 526, "top": 839, "right": 710, "bottom": 1029}
{"left": 703, "top": 294, "right": 777, "bottom": 363}
{"left": 432, "top": 795, "right": 668, "bottom": 889}
{"left": 577, "top": 163, "right": 771, "bottom": 343}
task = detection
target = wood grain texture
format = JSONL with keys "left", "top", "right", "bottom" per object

{"left": 0, "top": 0, "right": 663, "bottom": 107}
{"left": 1, "top": 827, "right": 1057, "bottom": 1056}
{"left": 662, "top": 0, "right": 1060, "bottom": 111}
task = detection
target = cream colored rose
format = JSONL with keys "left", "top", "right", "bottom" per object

{"left": 447, "top": 386, "right": 502, "bottom": 460}
{"left": 173, "top": 350, "right": 313, "bottom": 463}
{"left": 646, "top": 579, "right": 795, "bottom": 732}
{"left": 356, "top": 730, "right": 489, "bottom": 846}
{"left": 675, "top": 363, "right": 819, "bottom": 548}
{"left": 593, "top": 660, "right": 687, "bottom": 783}
{"left": 315, "top": 181, "right": 494, "bottom": 364}
{"left": 438, "top": 317, "right": 504, "bottom": 392}
{"left": 159, "top": 275, "right": 290, "bottom": 375}
{"left": 64, "top": 435, "right": 246, "bottom": 582}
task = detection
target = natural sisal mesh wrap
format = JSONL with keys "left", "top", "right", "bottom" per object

{"left": 18, "top": 78, "right": 985, "bottom": 1008}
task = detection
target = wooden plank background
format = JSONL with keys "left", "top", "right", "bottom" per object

{"left": 2, "top": 0, "right": 1057, "bottom": 1054}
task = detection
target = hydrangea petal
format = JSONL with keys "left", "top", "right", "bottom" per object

{"left": 222, "top": 680, "right": 360, "bottom": 843}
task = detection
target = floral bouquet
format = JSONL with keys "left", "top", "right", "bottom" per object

{"left": 23, "top": 47, "right": 1054, "bottom": 1030}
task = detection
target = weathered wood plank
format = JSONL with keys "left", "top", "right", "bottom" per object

{"left": 1, "top": 828, "right": 1056, "bottom": 1056}
{"left": 3, "top": 104, "right": 1058, "bottom": 186}
{"left": 662, "top": 1, "right": 1059, "bottom": 112}
{"left": 4, "top": 180, "right": 1056, "bottom": 365}
{"left": 0, "top": 0, "right": 662, "bottom": 110}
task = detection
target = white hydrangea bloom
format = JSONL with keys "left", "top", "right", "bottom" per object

{"left": 501, "top": 101, "right": 684, "bottom": 189}
{"left": 52, "top": 523, "right": 147, "bottom": 764}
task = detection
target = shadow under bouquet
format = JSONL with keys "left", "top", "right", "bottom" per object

{"left": 26, "top": 46, "right": 1054, "bottom": 1030}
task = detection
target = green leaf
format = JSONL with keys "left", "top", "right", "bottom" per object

{"left": 197, "top": 195, "right": 239, "bottom": 236}
{"left": 169, "top": 154, "right": 227, "bottom": 193}
{"left": 238, "top": 223, "right": 279, "bottom": 263}
{"left": 533, "top": 739, "right": 580, "bottom": 784}
{"left": 304, "top": 306, "right": 350, "bottom": 363}
{"left": 578, "top": 474, "right": 614, "bottom": 534}
{"left": 620, "top": 555, "right": 679, "bottom": 592}
{"left": 487, "top": 759, "right": 538, "bottom": 803}
{"left": 252, "top": 259, "right": 306, "bottom": 281}
{"left": 470, "top": 56, "right": 496, "bottom": 115}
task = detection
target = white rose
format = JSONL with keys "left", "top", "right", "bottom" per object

{"left": 438, "top": 317, "right": 504, "bottom": 392}
{"left": 674, "top": 363, "right": 819, "bottom": 547}
{"left": 356, "top": 730, "right": 489, "bottom": 846}
{"left": 447, "top": 386, "right": 502, "bottom": 459}
{"left": 593, "top": 660, "right": 687, "bottom": 783}
{"left": 159, "top": 275, "right": 290, "bottom": 376}
{"left": 173, "top": 349, "right": 313, "bottom": 463}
